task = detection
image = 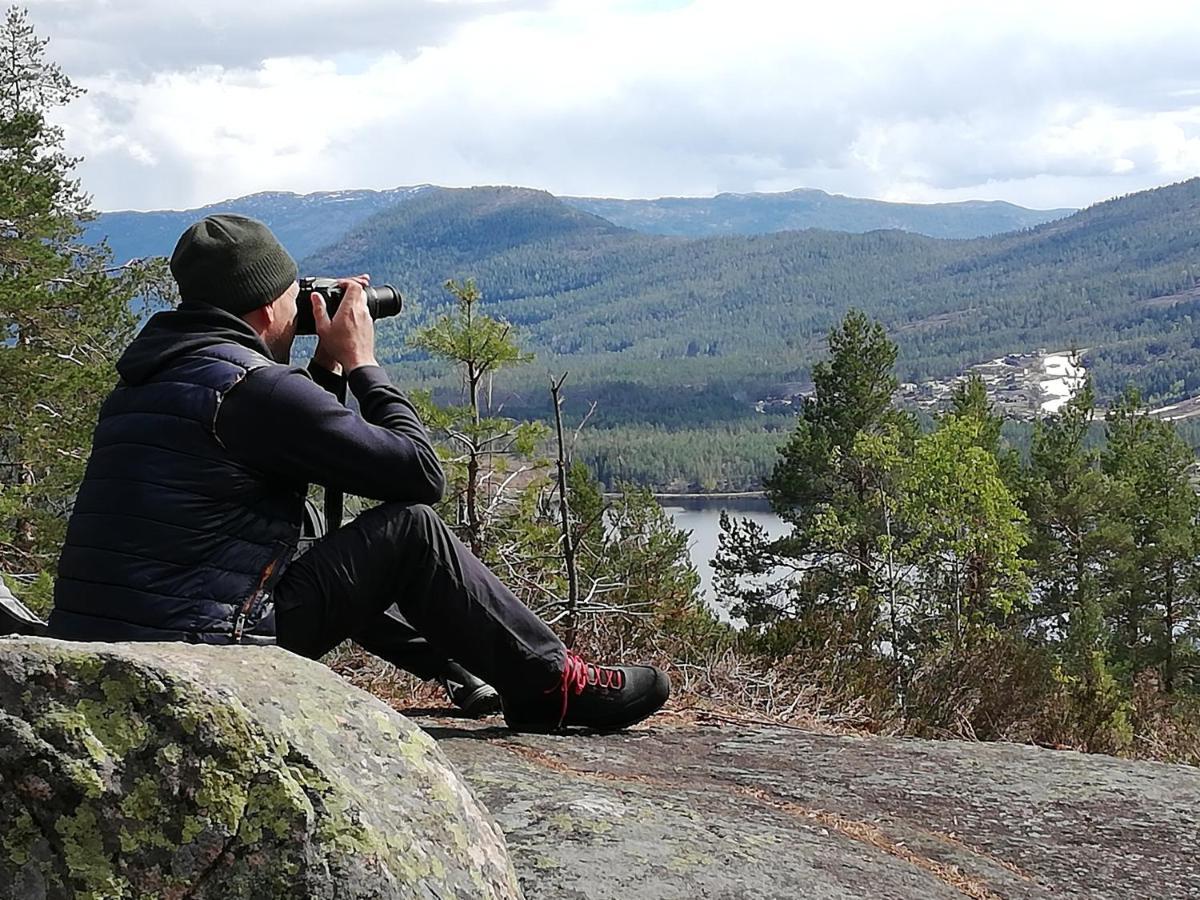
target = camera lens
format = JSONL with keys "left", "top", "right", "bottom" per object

{"left": 366, "top": 285, "right": 403, "bottom": 321}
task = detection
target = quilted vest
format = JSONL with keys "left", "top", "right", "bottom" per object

{"left": 49, "top": 343, "right": 304, "bottom": 643}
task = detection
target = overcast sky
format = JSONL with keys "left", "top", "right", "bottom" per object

{"left": 24, "top": 0, "right": 1200, "bottom": 212}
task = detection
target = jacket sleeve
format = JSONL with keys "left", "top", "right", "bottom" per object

{"left": 306, "top": 358, "right": 347, "bottom": 402}
{"left": 215, "top": 363, "right": 447, "bottom": 504}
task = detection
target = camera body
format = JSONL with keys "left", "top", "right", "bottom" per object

{"left": 294, "top": 276, "right": 403, "bottom": 335}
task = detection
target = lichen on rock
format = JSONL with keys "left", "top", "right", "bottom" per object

{"left": 0, "top": 637, "right": 522, "bottom": 899}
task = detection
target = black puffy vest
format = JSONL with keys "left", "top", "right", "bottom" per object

{"left": 49, "top": 343, "right": 304, "bottom": 643}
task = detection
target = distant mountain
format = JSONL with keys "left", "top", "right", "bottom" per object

{"left": 562, "top": 189, "right": 1074, "bottom": 239}
{"left": 299, "top": 179, "right": 1200, "bottom": 428}
{"left": 90, "top": 184, "right": 1073, "bottom": 268}
{"left": 87, "top": 186, "right": 434, "bottom": 264}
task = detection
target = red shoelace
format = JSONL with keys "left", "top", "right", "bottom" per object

{"left": 549, "top": 651, "right": 626, "bottom": 722}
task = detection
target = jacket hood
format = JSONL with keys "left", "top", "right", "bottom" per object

{"left": 117, "top": 301, "right": 276, "bottom": 385}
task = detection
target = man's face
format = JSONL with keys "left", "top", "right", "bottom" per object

{"left": 263, "top": 282, "right": 299, "bottom": 363}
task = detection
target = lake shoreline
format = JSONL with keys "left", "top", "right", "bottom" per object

{"left": 607, "top": 491, "right": 772, "bottom": 513}
{"left": 603, "top": 491, "right": 765, "bottom": 500}
{"left": 657, "top": 499, "right": 789, "bottom": 607}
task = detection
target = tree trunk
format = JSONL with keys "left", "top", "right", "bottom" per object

{"left": 465, "top": 449, "right": 481, "bottom": 557}
{"left": 1164, "top": 564, "right": 1176, "bottom": 694}
{"left": 551, "top": 374, "right": 579, "bottom": 648}
{"left": 465, "top": 358, "right": 482, "bottom": 557}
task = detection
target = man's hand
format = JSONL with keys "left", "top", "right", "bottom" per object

{"left": 311, "top": 274, "right": 379, "bottom": 374}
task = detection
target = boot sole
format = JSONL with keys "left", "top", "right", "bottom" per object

{"left": 456, "top": 684, "right": 503, "bottom": 717}
{"left": 569, "top": 670, "right": 671, "bottom": 733}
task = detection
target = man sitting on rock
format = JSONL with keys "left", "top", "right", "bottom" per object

{"left": 47, "top": 214, "right": 670, "bottom": 733}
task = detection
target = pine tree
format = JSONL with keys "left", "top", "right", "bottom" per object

{"left": 1102, "top": 387, "right": 1200, "bottom": 693}
{"left": 1017, "top": 380, "right": 1133, "bottom": 742}
{"left": 597, "top": 483, "right": 705, "bottom": 652}
{"left": 0, "top": 6, "right": 162, "bottom": 587}
{"left": 717, "top": 310, "right": 916, "bottom": 653}
{"left": 902, "top": 415, "right": 1029, "bottom": 652}
{"left": 766, "top": 309, "right": 904, "bottom": 527}
{"left": 566, "top": 460, "right": 605, "bottom": 548}
{"left": 410, "top": 278, "right": 543, "bottom": 556}
{"left": 948, "top": 373, "right": 1019, "bottom": 485}
{"left": 1022, "top": 381, "right": 1109, "bottom": 636}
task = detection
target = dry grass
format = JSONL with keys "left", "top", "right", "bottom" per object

{"left": 1128, "top": 673, "right": 1200, "bottom": 766}
{"left": 324, "top": 637, "right": 874, "bottom": 734}
{"left": 324, "top": 636, "right": 1200, "bottom": 768}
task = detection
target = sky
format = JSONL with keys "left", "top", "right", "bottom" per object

{"left": 23, "top": 0, "right": 1200, "bottom": 212}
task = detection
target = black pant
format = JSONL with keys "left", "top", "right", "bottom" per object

{"left": 273, "top": 502, "right": 566, "bottom": 699}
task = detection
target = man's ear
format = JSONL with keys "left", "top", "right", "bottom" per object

{"left": 241, "top": 304, "right": 272, "bottom": 333}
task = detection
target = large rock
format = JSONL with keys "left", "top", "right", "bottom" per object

{"left": 423, "top": 717, "right": 1200, "bottom": 899}
{"left": 0, "top": 638, "right": 521, "bottom": 899}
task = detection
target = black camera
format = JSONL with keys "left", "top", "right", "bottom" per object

{"left": 294, "top": 276, "right": 403, "bottom": 335}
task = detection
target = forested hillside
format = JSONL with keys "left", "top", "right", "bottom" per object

{"left": 301, "top": 180, "right": 1200, "bottom": 416}
{"left": 91, "top": 180, "right": 1197, "bottom": 419}
{"left": 564, "top": 188, "right": 1072, "bottom": 238}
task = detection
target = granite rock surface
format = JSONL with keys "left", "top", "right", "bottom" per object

{"left": 421, "top": 715, "right": 1200, "bottom": 899}
{"left": 0, "top": 638, "right": 520, "bottom": 899}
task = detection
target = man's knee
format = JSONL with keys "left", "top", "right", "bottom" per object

{"left": 378, "top": 501, "right": 439, "bottom": 522}
{"left": 375, "top": 502, "right": 445, "bottom": 541}
{"left": 349, "top": 502, "right": 463, "bottom": 566}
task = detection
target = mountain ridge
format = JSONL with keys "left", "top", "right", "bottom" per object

{"left": 564, "top": 186, "right": 1072, "bottom": 238}
{"left": 88, "top": 182, "right": 1071, "bottom": 263}
{"left": 87, "top": 185, "right": 436, "bottom": 262}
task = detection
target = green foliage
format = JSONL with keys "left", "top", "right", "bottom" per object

{"left": 717, "top": 309, "right": 1199, "bottom": 756}
{"left": 565, "top": 460, "right": 605, "bottom": 549}
{"left": 717, "top": 313, "right": 919, "bottom": 656}
{"left": 409, "top": 281, "right": 709, "bottom": 661}
{"left": 1050, "top": 639, "right": 1135, "bottom": 755}
{"left": 1102, "top": 386, "right": 1200, "bottom": 693}
{"left": 0, "top": 7, "right": 164, "bottom": 576}
{"left": 576, "top": 423, "right": 787, "bottom": 491}
{"left": 409, "top": 278, "right": 544, "bottom": 554}
{"left": 949, "top": 373, "right": 1020, "bottom": 484}
{"left": 410, "top": 278, "right": 533, "bottom": 376}
{"left": 1017, "top": 378, "right": 1134, "bottom": 745}
{"left": 766, "top": 310, "right": 910, "bottom": 523}
{"left": 902, "top": 416, "right": 1030, "bottom": 643}
{"left": 7, "top": 568, "right": 52, "bottom": 616}
{"left": 600, "top": 484, "right": 703, "bottom": 633}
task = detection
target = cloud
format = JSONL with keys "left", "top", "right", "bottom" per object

{"left": 25, "top": 0, "right": 549, "bottom": 75}
{"left": 29, "top": 0, "right": 1200, "bottom": 211}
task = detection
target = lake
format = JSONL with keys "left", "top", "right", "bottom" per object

{"left": 659, "top": 495, "right": 790, "bottom": 608}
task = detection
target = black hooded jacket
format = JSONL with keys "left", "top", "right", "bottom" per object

{"left": 49, "top": 302, "right": 445, "bottom": 643}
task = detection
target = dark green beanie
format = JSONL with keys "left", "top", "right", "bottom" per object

{"left": 169, "top": 214, "right": 297, "bottom": 314}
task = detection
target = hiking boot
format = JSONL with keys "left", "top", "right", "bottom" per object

{"left": 439, "top": 661, "right": 502, "bottom": 717}
{"left": 503, "top": 651, "right": 670, "bottom": 733}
